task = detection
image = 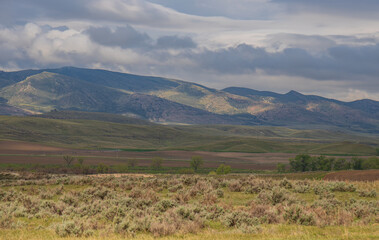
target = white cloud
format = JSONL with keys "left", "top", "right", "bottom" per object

{"left": 0, "top": 1, "right": 379, "bottom": 101}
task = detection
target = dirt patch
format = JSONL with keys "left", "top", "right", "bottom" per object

{"left": 91, "top": 173, "right": 154, "bottom": 178}
{"left": 324, "top": 170, "right": 379, "bottom": 181}
{"left": 0, "top": 140, "right": 66, "bottom": 152}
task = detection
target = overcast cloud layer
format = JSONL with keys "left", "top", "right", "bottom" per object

{"left": 1, "top": 0, "right": 379, "bottom": 101}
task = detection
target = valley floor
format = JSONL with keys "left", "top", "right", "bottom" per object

{"left": 0, "top": 173, "right": 378, "bottom": 240}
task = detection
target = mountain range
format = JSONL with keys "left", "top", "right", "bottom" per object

{"left": 0, "top": 67, "right": 378, "bottom": 133}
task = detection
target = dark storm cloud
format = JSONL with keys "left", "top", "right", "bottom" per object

{"left": 156, "top": 35, "right": 197, "bottom": 49}
{"left": 85, "top": 26, "right": 152, "bottom": 49}
{"left": 0, "top": 0, "right": 89, "bottom": 25}
{"left": 194, "top": 43, "right": 379, "bottom": 81}
{"left": 85, "top": 25, "right": 197, "bottom": 50}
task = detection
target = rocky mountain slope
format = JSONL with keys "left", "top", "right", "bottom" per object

{"left": 0, "top": 67, "right": 378, "bottom": 132}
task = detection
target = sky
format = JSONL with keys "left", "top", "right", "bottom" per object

{"left": 1, "top": 0, "right": 379, "bottom": 101}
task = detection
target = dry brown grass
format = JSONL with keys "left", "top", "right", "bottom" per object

{"left": 324, "top": 170, "right": 379, "bottom": 181}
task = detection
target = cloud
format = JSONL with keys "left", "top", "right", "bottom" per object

{"left": 1, "top": 1, "right": 379, "bottom": 101}
{"left": 156, "top": 35, "right": 197, "bottom": 49}
{"left": 147, "top": 0, "right": 278, "bottom": 20}
{"left": 85, "top": 26, "right": 152, "bottom": 48}
{"left": 271, "top": 0, "right": 379, "bottom": 18}
{"left": 192, "top": 43, "right": 379, "bottom": 83}
{"left": 265, "top": 33, "right": 336, "bottom": 53}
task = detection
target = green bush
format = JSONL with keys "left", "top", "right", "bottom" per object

{"left": 97, "top": 163, "right": 109, "bottom": 174}
{"left": 151, "top": 157, "right": 163, "bottom": 170}
{"left": 276, "top": 163, "right": 286, "bottom": 173}
{"left": 216, "top": 164, "right": 231, "bottom": 175}
{"left": 178, "top": 168, "right": 195, "bottom": 174}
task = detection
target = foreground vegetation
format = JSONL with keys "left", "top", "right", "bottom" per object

{"left": 0, "top": 173, "right": 378, "bottom": 239}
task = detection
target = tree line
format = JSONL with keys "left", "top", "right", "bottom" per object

{"left": 287, "top": 154, "right": 379, "bottom": 172}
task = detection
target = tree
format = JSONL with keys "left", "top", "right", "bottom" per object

{"left": 190, "top": 156, "right": 203, "bottom": 172}
{"left": 128, "top": 158, "right": 138, "bottom": 168}
{"left": 362, "top": 157, "right": 379, "bottom": 170}
{"left": 319, "top": 156, "right": 335, "bottom": 171}
{"left": 333, "top": 158, "right": 348, "bottom": 170}
{"left": 351, "top": 157, "right": 363, "bottom": 170}
{"left": 97, "top": 163, "right": 109, "bottom": 173}
{"left": 308, "top": 157, "right": 320, "bottom": 171}
{"left": 276, "top": 163, "right": 286, "bottom": 173}
{"left": 376, "top": 148, "right": 379, "bottom": 156}
{"left": 63, "top": 155, "right": 75, "bottom": 167}
{"left": 77, "top": 158, "right": 84, "bottom": 167}
{"left": 216, "top": 164, "right": 231, "bottom": 175}
{"left": 151, "top": 157, "right": 163, "bottom": 170}
{"left": 290, "top": 154, "right": 311, "bottom": 172}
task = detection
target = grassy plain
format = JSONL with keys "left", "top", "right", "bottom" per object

{"left": 0, "top": 115, "right": 378, "bottom": 155}
{"left": 0, "top": 173, "right": 378, "bottom": 240}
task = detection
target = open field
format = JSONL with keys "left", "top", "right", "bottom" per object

{"left": 324, "top": 170, "right": 379, "bottom": 181}
{"left": 1, "top": 115, "right": 378, "bottom": 155}
{"left": 1, "top": 140, "right": 376, "bottom": 172}
{"left": 0, "top": 173, "right": 378, "bottom": 240}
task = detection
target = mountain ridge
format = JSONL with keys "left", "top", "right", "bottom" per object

{"left": 0, "top": 67, "right": 378, "bottom": 133}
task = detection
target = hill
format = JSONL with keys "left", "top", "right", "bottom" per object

{"left": 223, "top": 87, "right": 379, "bottom": 133}
{"left": 0, "top": 71, "right": 258, "bottom": 125}
{"left": 0, "top": 114, "right": 377, "bottom": 155}
{"left": 0, "top": 67, "right": 378, "bottom": 132}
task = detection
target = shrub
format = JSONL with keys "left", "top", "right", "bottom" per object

{"left": 257, "top": 187, "right": 293, "bottom": 205}
{"left": 216, "top": 164, "right": 231, "bottom": 175}
{"left": 358, "top": 190, "right": 377, "bottom": 198}
{"left": 223, "top": 211, "right": 259, "bottom": 229}
{"left": 228, "top": 180, "right": 242, "bottom": 192}
{"left": 279, "top": 178, "right": 292, "bottom": 189}
{"left": 276, "top": 163, "right": 286, "bottom": 173}
{"left": 202, "top": 192, "right": 218, "bottom": 205}
{"left": 114, "top": 218, "right": 137, "bottom": 234}
{"left": 97, "top": 163, "right": 109, "bottom": 174}
{"left": 55, "top": 221, "right": 84, "bottom": 237}
{"left": 0, "top": 213, "right": 14, "bottom": 228}
{"left": 156, "top": 200, "right": 176, "bottom": 212}
{"left": 151, "top": 157, "right": 163, "bottom": 170}
{"left": 328, "top": 182, "right": 356, "bottom": 192}
{"left": 149, "top": 220, "right": 176, "bottom": 237}
{"left": 174, "top": 190, "right": 190, "bottom": 204}
{"left": 284, "top": 206, "right": 315, "bottom": 226}
{"left": 216, "top": 189, "right": 224, "bottom": 198}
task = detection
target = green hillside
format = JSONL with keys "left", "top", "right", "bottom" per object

{"left": 0, "top": 72, "right": 125, "bottom": 112}
{"left": 0, "top": 115, "right": 377, "bottom": 155}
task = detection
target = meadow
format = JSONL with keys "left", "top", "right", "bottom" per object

{"left": 0, "top": 172, "right": 378, "bottom": 240}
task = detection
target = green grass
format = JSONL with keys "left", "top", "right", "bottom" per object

{"left": 0, "top": 115, "right": 378, "bottom": 155}
{"left": 1, "top": 223, "right": 378, "bottom": 240}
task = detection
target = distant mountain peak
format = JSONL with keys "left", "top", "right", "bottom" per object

{"left": 286, "top": 90, "right": 302, "bottom": 96}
